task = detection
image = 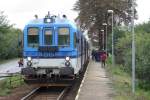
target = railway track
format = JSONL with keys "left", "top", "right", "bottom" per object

{"left": 21, "top": 86, "right": 69, "bottom": 100}
{"left": 21, "top": 61, "right": 89, "bottom": 100}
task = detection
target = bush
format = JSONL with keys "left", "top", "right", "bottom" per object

{"left": 115, "top": 31, "right": 150, "bottom": 90}
{"left": 0, "top": 75, "right": 24, "bottom": 96}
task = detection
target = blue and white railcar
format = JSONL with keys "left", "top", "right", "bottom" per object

{"left": 21, "top": 13, "right": 89, "bottom": 82}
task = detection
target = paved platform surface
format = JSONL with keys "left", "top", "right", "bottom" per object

{"left": 77, "top": 61, "right": 113, "bottom": 100}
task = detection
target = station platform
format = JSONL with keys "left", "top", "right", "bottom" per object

{"left": 76, "top": 61, "right": 113, "bottom": 100}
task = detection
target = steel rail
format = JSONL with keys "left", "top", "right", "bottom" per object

{"left": 21, "top": 87, "right": 40, "bottom": 100}
{"left": 21, "top": 86, "right": 69, "bottom": 100}
{"left": 57, "top": 87, "right": 69, "bottom": 100}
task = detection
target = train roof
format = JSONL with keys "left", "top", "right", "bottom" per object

{"left": 25, "top": 16, "right": 78, "bottom": 29}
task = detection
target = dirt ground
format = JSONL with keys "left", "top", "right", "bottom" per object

{"left": 0, "top": 84, "right": 36, "bottom": 100}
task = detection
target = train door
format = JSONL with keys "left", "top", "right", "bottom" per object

{"left": 85, "top": 42, "right": 87, "bottom": 61}
{"left": 84, "top": 40, "right": 86, "bottom": 63}
{"left": 81, "top": 36, "right": 84, "bottom": 68}
{"left": 74, "top": 32, "right": 80, "bottom": 73}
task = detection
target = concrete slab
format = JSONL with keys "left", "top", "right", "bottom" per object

{"left": 0, "top": 59, "right": 21, "bottom": 79}
{"left": 77, "top": 61, "right": 113, "bottom": 100}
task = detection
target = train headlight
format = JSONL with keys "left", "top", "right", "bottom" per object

{"left": 65, "top": 56, "right": 70, "bottom": 61}
{"left": 65, "top": 56, "right": 70, "bottom": 67}
{"left": 46, "top": 18, "right": 51, "bottom": 23}
{"left": 27, "top": 57, "right": 32, "bottom": 61}
{"left": 27, "top": 61, "right": 32, "bottom": 67}
{"left": 65, "top": 61, "right": 70, "bottom": 67}
{"left": 27, "top": 57, "right": 32, "bottom": 67}
{"left": 44, "top": 18, "right": 52, "bottom": 23}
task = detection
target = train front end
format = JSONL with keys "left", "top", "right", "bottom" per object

{"left": 21, "top": 14, "right": 80, "bottom": 83}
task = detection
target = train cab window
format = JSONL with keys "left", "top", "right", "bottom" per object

{"left": 28, "top": 27, "right": 39, "bottom": 48}
{"left": 58, "top": 28, "right": 70, "bottom": 46}
{"left": 44, "top": 29, "right": 52, "bottom": 45}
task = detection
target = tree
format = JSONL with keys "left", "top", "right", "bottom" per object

{"left": 0, "top": 11, "right": 11, "bottom": 35}
{"left": 0, "top": 11, "right": 22, "bottom": 60}
{"left": 74, "top": 0, "right": 137, "bottom": 31}
{"left": 115, "top": 23, "right": 150, "bottom": 89}
{"left": 74, "top": 0, "right": 137, "bottom": 50}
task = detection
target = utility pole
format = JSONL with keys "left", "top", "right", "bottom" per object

{"left": 131, "top": 0, "right": 135, "bottom": 94}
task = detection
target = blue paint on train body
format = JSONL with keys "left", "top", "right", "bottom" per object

{"left": 23, "top": 17, "right": 80, "bottom": 58}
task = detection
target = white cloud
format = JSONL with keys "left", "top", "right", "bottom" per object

{"left": 0, "top": 0, "right": 78, "bottom": 29}
{"left": 136, "top": 0, "right": 150, "bottom": 24}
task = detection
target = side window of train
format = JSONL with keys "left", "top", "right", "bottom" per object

{"left": 74, "top": 32, "right": 79, "bottom": 48}
{"left": 44, "top": 29, "right": 53, "bottom": 45}
{"left": 58, "top": 28, "right": 70, "bottom": 46}
{"left": 27, "top": 27, "right": 39, "bottom": 48}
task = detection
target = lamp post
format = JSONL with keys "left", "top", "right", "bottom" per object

{"left": 108, "top": 10, "right": 114, "bottom": 67}
{"left": 102, "top": 23, "right": 107, "bottom": 53}
{"left": 101, "top": 30, "right": 104, "bottom": 50}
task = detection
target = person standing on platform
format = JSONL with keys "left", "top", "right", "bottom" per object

{"left": 91, "top": 50, "right": 96, "bottom": 61}
{"left": 91, "top": 50, "right": 94, "bottom": 60}
{"left": 100, "top": 52, "right": 107, "bottom": 68}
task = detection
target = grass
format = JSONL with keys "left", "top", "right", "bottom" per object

{"left": 106, "top": 64, "right": 150, "bottom": 100}
{"left": 0, "top": 75, "right": 24, "bottom": 96}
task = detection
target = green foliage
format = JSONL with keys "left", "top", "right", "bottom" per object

{"left": 0, "top": 80, "right": 11, "bottom": 96}
{"left": 115, "top": 21, "right": 150, "bottom": 90}
{"left": 0, "top": 11, "right": 22, "bottom": 60}
{"left": 0, "top": 75, "right": 24, "bottom": 96}
{"left": 135, "top": 21, "right": 150, "bottom": 33}
{"left": 115, "top": 32, "right": 131, "bottom": 67}
{"left": 0, "top": 11, "right": 11, "bottom": 34}
{"left": 106, "top": 53, "right": 112, "bottom": 64}
{"left": 106, "top": 64, "right": 150, "bottom": 100}
{"left": 107, "top": 27, "right": 127, "bottom": 54}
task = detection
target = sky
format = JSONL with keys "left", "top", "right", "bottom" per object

{"left": 136, "top": 0, "right": 150, "bottom": 23}
{"left": 0, "top": 0, "right": 149, "bottom": 29}
{"left": 0, "top": 0, "right": 78, "bottom": 29}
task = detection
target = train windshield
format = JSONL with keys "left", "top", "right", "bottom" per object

{"left": 44, "top": 29, "right": 53, "bottom": 45}
{"left": 28, "top": 27, "right": 39, "bottom": 48}
{"left": 58, "top": 27, "right": 70, "bottom": 46}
